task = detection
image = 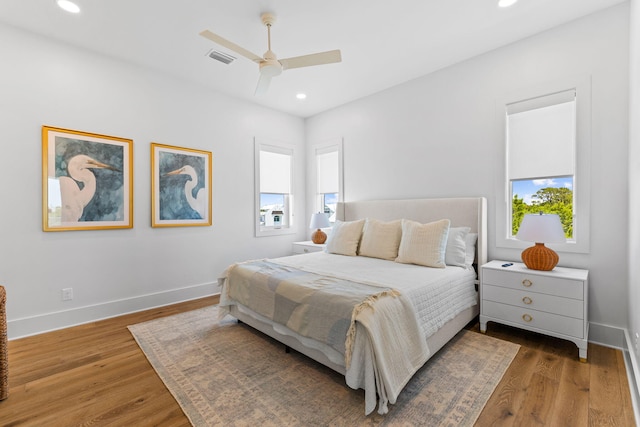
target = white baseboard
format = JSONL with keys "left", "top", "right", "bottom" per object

{"left": 7, "top": 282, "right": 218, "bottom": 340}
{"left": 589, "top": 321, "right": 627, "bottom": 349}
{"left": 623, "top": 329, "right": 640, "bottom": 426}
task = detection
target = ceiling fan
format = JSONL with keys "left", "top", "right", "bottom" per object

{"left": 200, "top": 12, "right": 342, "bottom": 95}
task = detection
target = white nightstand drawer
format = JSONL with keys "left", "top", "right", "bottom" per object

{"left": 482, "top": 284, "right": 583, "bottom": 319}
{"left": 292, "top": 241, "right": 325, "bottom": 254}
{"left": 483, "top": 300, "right": 584, "bottom": 338}
{"left": 483, "top": 268, "right": 583, "bottom": 300}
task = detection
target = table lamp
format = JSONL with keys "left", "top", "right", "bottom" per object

{"left": 309, "top": 212, "right": 330, "bottom": 244}
{"left": 515, "top": 213, "right": 566, "bottom": 271}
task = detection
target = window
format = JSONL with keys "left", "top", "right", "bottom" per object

{"left": 496, "top": 76, "right": 591, "bottom": 253}
{"left": 255, "top": 139, "right": 295, "bottom": 236}
{"left": 507, "top": 90, "right": 576, "bottom": 239}
{"left": 313, "top": 140, "right": 343, "bottom": 223}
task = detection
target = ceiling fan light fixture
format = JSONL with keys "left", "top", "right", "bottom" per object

{"left": 56, "top": 0, "right": 80, "bottom": 13}
{"left": 498, "top": 0, "right": 518, "bottom": 7}
{"left": 296, "top": 93, "right": 307, "bottom": 100}
{"left": 259, "top": 60, "right": 282, "bottom": 77}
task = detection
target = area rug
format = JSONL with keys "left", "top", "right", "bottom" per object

{"left": 129, "top": 306, "right": 519, "bottom": 426}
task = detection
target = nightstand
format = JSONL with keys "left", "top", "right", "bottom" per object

{"left": 480, "top": 260, "right": 589, "bottom": 362}
{"left": 292, "top": 241, "right": 325, "bottom": 254}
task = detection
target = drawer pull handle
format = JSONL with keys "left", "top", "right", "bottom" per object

{"left": 522, "top": 314, "right": 533, "bottom": 322}
{"left": 522, "top": 279, "right": 533, "bottom": 287}
{"left": 522, "top": 296, "right": 533, "bottom": 305}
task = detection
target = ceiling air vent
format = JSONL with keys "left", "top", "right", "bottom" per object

{"left": 207, "top": 50, "right": 235, "bottom": 65}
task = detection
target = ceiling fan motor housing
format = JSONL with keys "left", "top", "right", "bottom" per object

{"left": 260, "top": 50, "right": 282, "bottom": 76}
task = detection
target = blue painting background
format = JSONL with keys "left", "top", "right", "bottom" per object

{"left": 55, "top": 136, "right": 125, "bottom": 221}
{"left": 158, "top": 151, "right": 206, "bottom": 220}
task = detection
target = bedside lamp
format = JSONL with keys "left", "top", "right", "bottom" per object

{"left": 516, "top": 213, "right": 566, "bottom": 271}
{"left": 309, "top": 212, "right": 330, "bottom": 244}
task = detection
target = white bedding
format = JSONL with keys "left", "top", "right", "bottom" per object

{"left": 273, "top": 251, "right": 478, "bottom": 341}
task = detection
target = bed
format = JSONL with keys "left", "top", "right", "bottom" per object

{"left": 219, "top": 197, "right": 487, "bottom": 415}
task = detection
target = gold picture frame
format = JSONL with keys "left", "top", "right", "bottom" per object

{"left": 151, "top": 143, "right": 212, "bottom": 227}
{"left": 42, "top": 126, "right": 134, "bottom": 231}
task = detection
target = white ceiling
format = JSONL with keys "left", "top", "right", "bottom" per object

{"left": 0, "top": 0, "right": 626, "bottom": 117}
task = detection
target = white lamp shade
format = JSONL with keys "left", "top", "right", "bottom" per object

{"left": 309, "top": 212, "right": 330, "bottom": 229}
{"left": 516, "top": 214, "right": 566, "bottom": 244}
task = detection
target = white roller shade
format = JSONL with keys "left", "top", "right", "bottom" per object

{"left": 317, "top": 150, "right": 339, "bottom": 194}
{"left": 260, "top": 150, "right": 291, "bottom": 194}
{"left": 507, "top": 90, "right": 576, "bottom": 180}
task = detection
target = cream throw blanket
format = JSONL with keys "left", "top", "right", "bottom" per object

{"left": 347, "top": 291, "right": 430, "bottom": 414}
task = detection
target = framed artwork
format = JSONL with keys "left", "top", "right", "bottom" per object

{"left": 42, "top": 126, "right": 133, "bottom": 231}
{"left": 151, "top": 143, "right": 212, "bottom": 227}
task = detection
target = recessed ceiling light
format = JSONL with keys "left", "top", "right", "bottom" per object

{"left": 296, "top": 93, "right": 307, "bottom": 100}
{"left": 57, "top": 0, "right": 80, "bottom": 14}
{"left": 498, "top": 0, "right": 518, "bottom": 7}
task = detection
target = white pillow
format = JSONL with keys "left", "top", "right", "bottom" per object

{"left": 465, "top": 232, "right": 478, "bottom": 267}
{"left": 359, "top": 218, "right": 402, "bottom": 260}
{"left": 445, "top": 227, "right": 471, "bottom": 267}
{"left": 325, "top": 219, "right": 365, "bottom": 256}
{"left": 395, "top": 218, "right": 451, "bottom": 268}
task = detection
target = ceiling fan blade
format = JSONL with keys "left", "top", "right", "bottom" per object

{"left": 254, "top": 73, "right": 272, "bottom": 96}
{"left": 279, "top": 50, "right": 342, "bottom": 70}
{"left": 199, "top": 30, "right": 263, "bottom": 63}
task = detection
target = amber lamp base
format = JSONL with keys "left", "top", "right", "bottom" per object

{"left": 311, "top": 229, "right": 327, "bottom": 244}
{"left": 521, "top": 243, "right": 559, "bottom": 271}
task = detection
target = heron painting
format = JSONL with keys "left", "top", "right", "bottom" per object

{"left": 42, "top": 126, "right": 133, "bottom": 231}
{"left": 59, "top": 154, "right": 121, "bottom": 222}
{"left": 151, "top": 143, "right": 212, "bottom": 227}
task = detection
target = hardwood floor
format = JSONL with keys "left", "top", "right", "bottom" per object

{"left": 0, "top": 297, "right": 635, "bottom": 426}
{"left": 470, "top": 321, "right": 636, "bottom": 427}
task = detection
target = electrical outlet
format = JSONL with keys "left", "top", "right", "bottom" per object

{"left": 62, "top": 288, "right": 73, "bottom": 301}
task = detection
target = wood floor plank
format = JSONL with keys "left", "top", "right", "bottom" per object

{"left": 617, "top": 348, "right": 637, "bottom": 427}
{"left": 589, "top": 344, "right": 631, "bottom": 427}
{"left": 475, "top": 346, "right": 540, "bottom": 426}
{"left": 549, "top": 356, "right": 590, "bottom": 427}
{"left": 0, "top": 297, "right": 635, "bottom": 427}
{"left": 512, "top": 372, "right": 558, "bottom": 426}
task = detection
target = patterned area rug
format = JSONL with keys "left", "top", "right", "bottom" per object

{"left": 129, "top": 306, "right": 519, "bottom": 426}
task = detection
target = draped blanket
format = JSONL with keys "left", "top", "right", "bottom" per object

{"left": 220, "top": 260, "right": 430, "bottom": 415}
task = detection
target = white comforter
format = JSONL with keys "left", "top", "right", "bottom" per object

{"left": 274, "top": 252, "right": 478, "bottom": 341}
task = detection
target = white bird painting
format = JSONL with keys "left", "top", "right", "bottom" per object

{"left": 165, "top": 165, "right": 206, "bottom": 219}
{"left": 59, "top": 154, "right": 120, "bottom": 222}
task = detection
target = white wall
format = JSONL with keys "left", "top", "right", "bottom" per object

{"left": 0, "top": 24, "right": 307, "bottom": 338}
{"left": 306, "top": 4, "right": 630, "bottom": 346}
{"left": 628, "top": 0, "right": 640, "bottom": 383}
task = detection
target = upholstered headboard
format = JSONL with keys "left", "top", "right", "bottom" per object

{"left": 335, "top": 197, "right": 487, "bottom": 267}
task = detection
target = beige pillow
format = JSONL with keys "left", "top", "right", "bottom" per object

{"left": 359, "top": 218, "right": 402, "bottom": 260}
{"left": 325, "top": 219, "right": 365, "bottom": 256}
{"left": 396, "top": 218, "right": 451, "bottom": 268}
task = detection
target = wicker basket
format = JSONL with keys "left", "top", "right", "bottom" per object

{"left": 0, "top": 285, "right": 7, "bottom": 400}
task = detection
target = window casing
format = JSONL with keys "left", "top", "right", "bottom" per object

{"left": 496, "top": 76, "right": 591, "bottom": 254}
{"left": 313, "top": 140, "right": 343, "bottom": 223}
{"left": 255, "top": 139, "right": 295, "bottom": 237}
